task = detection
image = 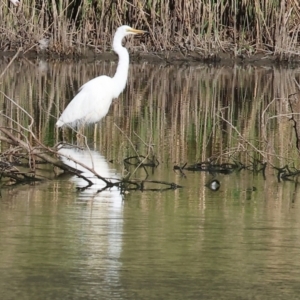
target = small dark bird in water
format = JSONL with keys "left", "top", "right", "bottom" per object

{"left": 205, "top": 179, "right": 220, "bottom": 191}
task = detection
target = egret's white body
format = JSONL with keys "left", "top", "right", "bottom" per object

{"left": 57, "top": 76, "right": 114, "bottom": 126}
{"left": 56, "top": 25, "right": 145, "bottom": 128}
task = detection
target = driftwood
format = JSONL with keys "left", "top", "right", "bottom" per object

{"left": 0, "top": 126, "right": 182, "bottom": 192}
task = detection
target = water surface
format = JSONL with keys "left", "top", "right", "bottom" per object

{"left": 1, "top": 59, "right": 300, "bottom": 299}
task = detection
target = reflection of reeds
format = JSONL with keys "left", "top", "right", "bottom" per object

{"left": 1, "top": 59, "right": 300, "bottom": 168}
{"left": 0, "top": 1, "right": 299, "bottom": 58}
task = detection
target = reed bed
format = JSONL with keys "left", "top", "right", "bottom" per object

{"left": 1, "top": 59, "right": 300, "bottom": 169}
{"left": 0, "top": 0, "right": 300, "bottom": 59}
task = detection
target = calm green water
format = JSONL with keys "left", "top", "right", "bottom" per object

{"left": 1, "top": 169, "right": 300, "bottom": 299}
{"left": 1, "top": 60, "right": 300, "bottom": 299}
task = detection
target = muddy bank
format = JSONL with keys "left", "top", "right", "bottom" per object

{"left": 1, "top": 49, "right": 300, "bottom": 67}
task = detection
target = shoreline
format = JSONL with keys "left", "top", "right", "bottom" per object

{"left": 1, "top": 49, "right": 300, "bottom": 67}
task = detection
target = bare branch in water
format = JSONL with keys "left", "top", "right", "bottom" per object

{"left": 287, "top": 92, "right": 300, "bottom": 151}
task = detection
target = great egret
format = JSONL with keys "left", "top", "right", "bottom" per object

{"left": 56, "top": 25, "right": 146, "bottom": 128}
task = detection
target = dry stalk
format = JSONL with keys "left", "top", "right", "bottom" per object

{"left": 0, "top": 0, "right": 299, "bottom": 58}
{"left": 114, "top": 123, "right": 154, "bottom": 180}
{"left": 218, "top": 108, "right": 277, "bottom": 167}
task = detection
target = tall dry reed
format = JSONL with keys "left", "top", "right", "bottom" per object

{"left": 0, "top": 0, "right": 299, "bottom": 59}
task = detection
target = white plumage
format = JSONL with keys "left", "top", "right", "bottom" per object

{"left": 56, "top": 25, "right": 146, "bottom": 128}
{"left": 57, "top": 76, "right": 114, "bottom": 127}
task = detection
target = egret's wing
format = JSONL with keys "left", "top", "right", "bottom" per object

{"left": 57, "top": 76, "right": 114, "bottom": 127}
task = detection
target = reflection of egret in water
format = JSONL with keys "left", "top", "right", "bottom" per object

{"left": 58, "top": 147, "right": 123, "bottom": 291}
{"left": 58, "top": 146, "right": 122, "bottom": 202}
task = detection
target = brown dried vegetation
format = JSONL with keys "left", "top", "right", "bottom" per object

{"left": 0, "top": 0, "right": 300, "bottom": 61}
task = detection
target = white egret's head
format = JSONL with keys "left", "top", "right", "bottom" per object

{"left": 116, "top": 25, "right": 146, "bottom": 37}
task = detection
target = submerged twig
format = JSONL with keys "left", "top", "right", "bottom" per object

{"left": 287, "top": 92, "right": 300, "bottom": 151}
{"left": 114, "top": 123, "right": 157, "bottom": 180}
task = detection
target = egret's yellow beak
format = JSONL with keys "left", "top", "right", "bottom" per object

{"left": 127, "top": 28, "right": 147, "bottom": 35}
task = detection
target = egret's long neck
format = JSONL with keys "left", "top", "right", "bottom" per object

{"left": 112, "top": 34, "right": 130, "bottom": 98}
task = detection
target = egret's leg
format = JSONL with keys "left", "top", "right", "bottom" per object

{"left": 57, "top": 126, "right": 64, "bottom": 142}
{"left": 93, "top": 123, "right": 98, "bottom": 146}
{"left": 76, "top": 125, "right": 85, "bottom": 146}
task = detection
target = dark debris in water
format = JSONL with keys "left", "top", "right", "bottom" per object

{"left": 274, "top": 165, "right": 300, "bottom": 182}
{"left": 174, "top": 161, "right": 244, "bottom": 175}
{"left": 1, "top": 134, "right": 300, "bottom": 195}
{"left": 119, "top": 179, "right": 182, "bottom": 193}
{"left": 0, "top": 156, "right": 42, "bottom": 185}
{"left": 124, "top": 155, "right": 159, "bottom": 168}
{"left": 174, "top": 159, "right": 269, "bottom": 178}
